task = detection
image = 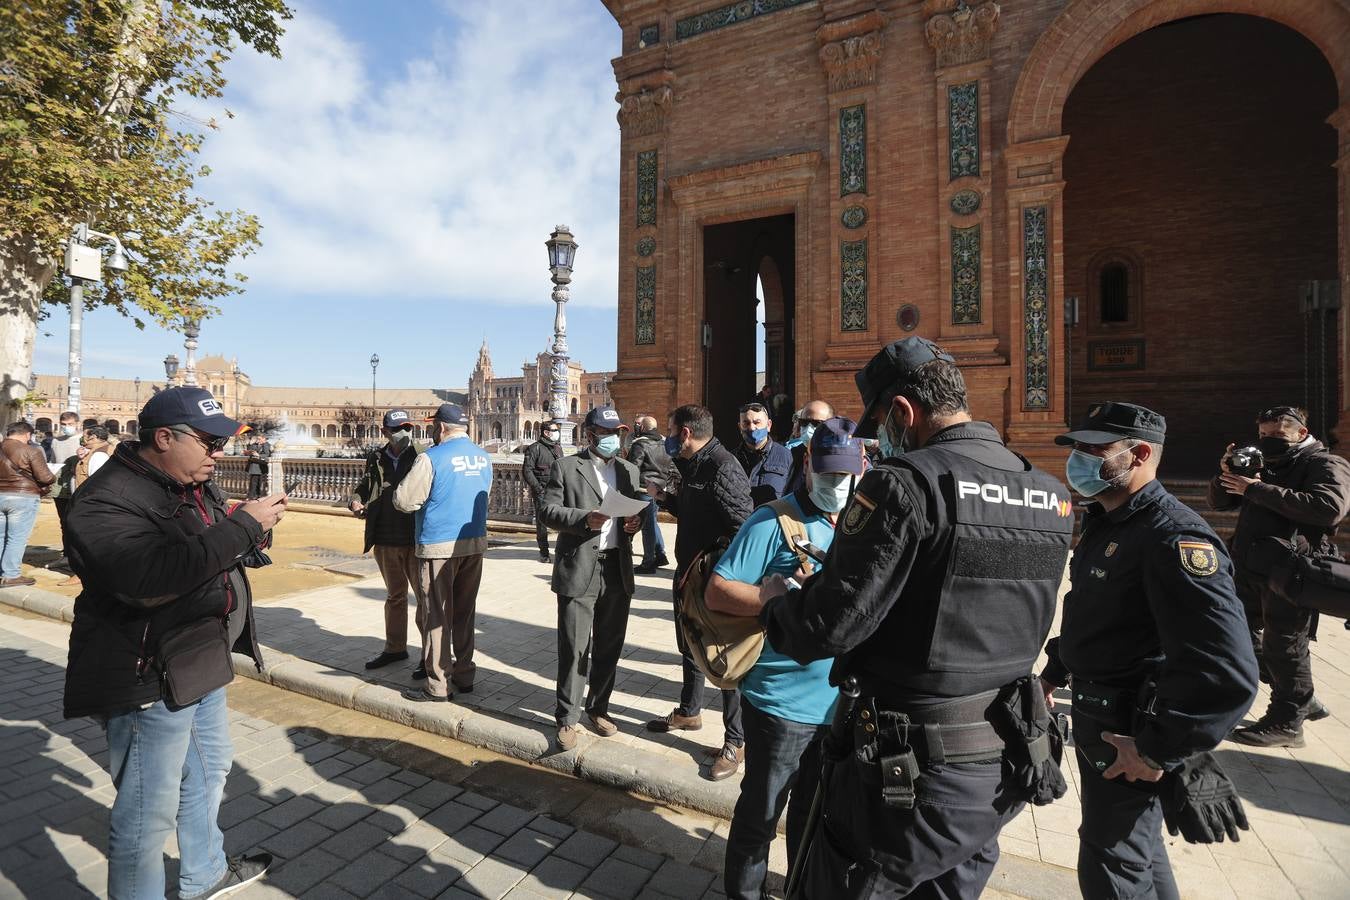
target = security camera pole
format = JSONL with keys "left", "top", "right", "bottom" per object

{"left": 65, "top": 223, "right": 129, "bottom": 416}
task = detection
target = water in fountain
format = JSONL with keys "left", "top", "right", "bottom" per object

{"left": 275, "top": 415, "right": 322, "bottom": 459}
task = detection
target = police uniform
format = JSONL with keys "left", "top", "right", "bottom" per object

{"left": 761, "top": 338, "right": 1074, "bottom": 898}
{"left": 1042, "top": 403, "right": 1258, "bottom": 899}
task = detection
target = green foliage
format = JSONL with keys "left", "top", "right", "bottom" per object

{"left": 0, "top": 0, "right": 292, "bottom": 326}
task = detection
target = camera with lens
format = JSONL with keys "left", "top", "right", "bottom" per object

{"left": 1227, "top": 445, "right": 1264, "bottom": 478}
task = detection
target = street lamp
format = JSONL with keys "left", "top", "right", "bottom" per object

{"left": 369, "top": 353, "right": 380, "bottom": 447}
{"left": 64, "top": 223, "right": 130, "bottom": 416}
{"left": 133, "top": 377, "right": 141, "bottom": 413}
{"left": 545, "top": 225, "right": 577, "bottom": 446}
{"left": 182, "top": 317, "right": 201, "bottom": 386}
{"left": 163, "top": 354, "right": 179, "bottom": 387}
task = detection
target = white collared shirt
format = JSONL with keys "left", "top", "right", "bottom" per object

{"left": 591, "top": 453, "right": 620, "bottom": 550}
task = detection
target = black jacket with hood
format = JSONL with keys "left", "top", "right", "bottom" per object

{"left": 63, "top": 442, "right": 265, "bottom": 719}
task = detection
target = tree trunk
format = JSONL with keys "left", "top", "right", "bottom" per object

{"left": 0, "top": 235, "right": 56, "bottom": 428}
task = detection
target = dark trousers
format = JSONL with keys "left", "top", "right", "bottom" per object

{"left": 724, "top": 700, "right": 828, "bottom": 900}
{"left": 1240, "top": 574, "right": 1316, "bottom": 724}
{"left": 54, "top": 497, "right": 71, "bottom": 559}
{"left": 671, "top": 593, "right": 744, "bottom": 746}
{"left": 247, "top": 473, "right": 266, "bottom": 499}
{"left": 798, "top": 753, "right": 1014, "bottom": 898}
{"left": 640, "top": 497, "right": 665, "bottom": 564}
{"left": 531, "top": 489, "right": 549, "bottom": 556}
{"left": 556, "top": 555, "right": 633, "bottom": 727}
{"left": 1077, "top": 752, "right": 1179, "bottom": 900}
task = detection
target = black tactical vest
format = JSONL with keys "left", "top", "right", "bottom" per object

{"left": 855, "top": 429, "right": 1073, "bottom": 699}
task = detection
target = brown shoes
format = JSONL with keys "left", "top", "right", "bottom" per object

{"left": 645, "top": 709, "right": 703, "bottom": 732}
{"left": 587, "top": 712, "right": 618, "bottom": 737}
{"left": 557, "top": 724, "right": 581, "bottom": 751}
{"left": 708, "top": 742, "right": 744, "bottom": 781}
{"left": 0, "top": 576, "right": 36, "bottom": 588}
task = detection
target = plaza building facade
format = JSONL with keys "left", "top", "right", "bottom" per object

{"left": 602, "top": 0, "right": 1350, "bottom": 473}
{"left": 467, "top": 341, "right": 615, "bottom": 446}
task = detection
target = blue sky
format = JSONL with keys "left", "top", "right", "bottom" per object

{"left": 33, "top": 1, "right": 624, "bottom": 391}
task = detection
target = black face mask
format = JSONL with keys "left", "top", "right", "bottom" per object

{"left": 1258, "top": 436, "right": 1294, "bottom": 459}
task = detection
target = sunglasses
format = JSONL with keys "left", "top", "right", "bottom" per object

{"left": 1258, "top": 406, "right": 1306, "bottom": 426}
{"left": 169, "top": 426, "right": 231, "bottom": 453}
{"left": 738, "top": 402, "right": 768, "bottom": 415}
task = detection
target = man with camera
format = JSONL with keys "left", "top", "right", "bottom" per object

{"left": 1209, "top": 405, "right": 1350, "bottom": 747}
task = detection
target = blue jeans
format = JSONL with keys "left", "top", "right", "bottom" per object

{"left": 105, "top": 687, "right": 233, "bottom": 900}
{"left": 0, "top": 493, "right": 40, "bottom": 579}
{"left": 724, "top": 699, "right": 828, "bottom": 900}
{"left": 640, "top": 497, "right": 665, "bottom": 564}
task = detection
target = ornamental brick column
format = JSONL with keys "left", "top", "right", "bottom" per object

{"left": 1329, "top": 102, "right": 1350, "bottom": 453}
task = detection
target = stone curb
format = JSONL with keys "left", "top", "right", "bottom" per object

{"left": 0, "top": 586, "right": 740, "bottom": 821}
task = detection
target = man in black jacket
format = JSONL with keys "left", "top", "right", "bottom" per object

{"left": 522, "top": 422, "right": 564, "bottom": 562}
{"left": 626, "top": 414, "right": 671, "bottom": 573}
{"left": 646, "top": 404, "right": 754, "bottom": 781}
{"left": 243, "top": 431, "right": 271, "bottom": 499}
{"left": 1209, "top": 405, "right": 1350, "bottom": 747}
{"left": 351, "top": 409, "right": 424, "bottom": 673}
{"left": 63, "top": 387, "right": 288, "bottom": 900}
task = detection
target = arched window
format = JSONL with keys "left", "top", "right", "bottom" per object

{"left": 104, "top": 420, "right": 120, "bottom": 434}
{"left": 311, "top": 424, "right": 322, "bottom": 439}
{"left": 35, "top": 417, "right": 52, "bottom": 432}
{"left": 1087, "top": 250, "right": 1143, "bottom": 331}
{"left": 492, "top": 422, "right": 503, "bottom": 440}
{"left": 341, "top": 424, "right": 352, "bottom": 439}
{"left": 127, "top": 420, "right": 138, "bottom": 433}
{"left": 326, "top": 425, "right": 338, "bottom": 439}
{"left": 1100, "top": 264, "right": 1129, "bottom": 323}
{"left": 570, "top": 398, "right": 578, "bottom": 415}
{"left": 356, "top": 425, "right": 367, "bottom": 441}
{"left": 523, "top": 422, "right": 532, "bottom": 439}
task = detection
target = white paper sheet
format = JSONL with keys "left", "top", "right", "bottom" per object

{"left": 596, "top": 490, "right": 651, "bottom": 519}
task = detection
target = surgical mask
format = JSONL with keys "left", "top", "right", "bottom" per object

{"left": 594, "top": 434, "right": 621, "bottom": 458}
{"left": 797, "top": 424, "right": 817, "bottom": 447}
{"left": 1257, "top": 436, "right": 1294, "bottom": 459}
{"left": 877, "top": 407, "right": 909, "bottom": 458}
{"left": 810, "top": 472, "right": 854, "bottom": 513}
{"left": 389, "top": 430, "right": 412, "bottom": 449}
{"left": 545, "top": 429, "right": 560, "bottom": 441}
{"left": 1065, "top": 447, "right": 1132, "bottom": 497}
{"left": 59, "top": 425, "right": 76, "bottom": 437}
{"left": 664, "top": 435, "right": 681, "bottom": 457}
{"left": 742, "top": 427, "right": 769, "bottom": 446}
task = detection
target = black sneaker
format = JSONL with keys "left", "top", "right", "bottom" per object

{"left": 364, "top": 649, "right": 409, "bottom": 670}
{"left": 411, "top": 665, "right": 427, "bottom": 680}
{"left": 635, "top": 562, "right": 658, "bottom": 575}
{"left": 1307, "top": 697, "right": 1331, "bottom": 722}
{"left": 402, "top": 687, "right": 451, "bottom": 703}
{"left": 199, "top": 852, "right": 272, "bottom": 899}
{"left": 540, "top": 551, "right": 551, "bottom": 563}
{"left": 1229, "top": 721, "right": 1305, "bottom": 748}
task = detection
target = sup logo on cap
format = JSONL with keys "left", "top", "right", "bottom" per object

{"left": 198, "top": 398, "right": 224, "bottom": 416}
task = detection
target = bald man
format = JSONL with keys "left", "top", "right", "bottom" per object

{"left": 785, "top": 399, "right": 834, "bottom": 495}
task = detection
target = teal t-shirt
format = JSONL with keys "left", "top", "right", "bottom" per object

{"left": 712, "top": 494, "right": 839, "bottom": 725}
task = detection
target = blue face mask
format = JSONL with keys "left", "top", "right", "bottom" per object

{"left": 797, "top": 424, "right": 817, "bottom": 447}
{"left": 594, "top": 434, "right": 621, "bottom": 458}
{"left": 1065, "top": 447, "right": 1130, "bottom": 497}
{"left": 664, "top": 434, "right": 681, "bottom": 456}
{"left": 877, "top": 408, "right": 908, "bottom": 458}
{"left": 809, "top": 472, "right": 854, "bottom": 513}
{"left": 742, "top": 427, "right": 770, "bottom": 446}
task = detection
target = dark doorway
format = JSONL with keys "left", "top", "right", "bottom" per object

{"left": 702, "top": 214, "right": 796, "bottom": 446}
{"left": 1062, "top": 14, "right": 1339, "bottom": 476}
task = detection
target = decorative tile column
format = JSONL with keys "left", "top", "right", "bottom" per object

{"left": 1328, "top": 103, "right": 1350, "bottom": 450}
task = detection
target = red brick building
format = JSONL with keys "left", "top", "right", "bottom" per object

{"left": 601, "top": 0, "right": 1350, "bottom": 474}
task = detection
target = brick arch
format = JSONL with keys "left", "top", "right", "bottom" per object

{"left": 1008, "top": 0, "right": 1350, "bottom": 144}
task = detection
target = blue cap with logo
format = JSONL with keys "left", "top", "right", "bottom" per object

{"left": 425, "top": 403, "right": 469, "bottom": 426}
{"left": 383, "top": 409, "right": 412, "bottom": 429}
{"left": 583, "top": 406, "right": 629, "bottom": 431}
{"left": 809, "top": 416, "right": 865, "bottom": 475}
{"left": 139, "top": 387, "right": 247, "bottom": 438}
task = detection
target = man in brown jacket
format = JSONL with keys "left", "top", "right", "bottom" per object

{"left": 0, "top": 421, "right": 56, "bottom": 587}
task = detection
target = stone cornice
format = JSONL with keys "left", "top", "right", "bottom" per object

{"left": 668, "top": 151, "right": 822, "bottom": 205}
{"left": 817, "top": 11, "right": 886, "bottom": 93}
{"left": 924, "top": 0, "right": 1000, "bottom": 70}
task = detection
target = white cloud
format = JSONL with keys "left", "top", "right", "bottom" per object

{"left": 193, "top": 1, "right": 622, "bottom": 308}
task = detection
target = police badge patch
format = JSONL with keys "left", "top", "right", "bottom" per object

{"left": 1178, "top": 541, "right": 1219, "bottom": 577}
{"left": 1104, "top": 542, "right": 1118, "bottom": 557}
{"left": 841, "top": 491, "right": 876, "bottom": 535}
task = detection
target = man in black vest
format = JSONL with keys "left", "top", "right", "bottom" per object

{"left": 758, "top": 337, "right": 1074, "bottom": 896}
{"left": 626, "top": 414, "right": 671, "bottom": 573}
{"left": 1043, "top": 403, "right": 1258, "bottom": 898}
{"left": 523, "top": 422, "right": 564, "bottom": 562}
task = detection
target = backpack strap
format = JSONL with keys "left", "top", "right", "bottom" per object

{"left": 767, "top": 497, "right": 812, "bottom": 572}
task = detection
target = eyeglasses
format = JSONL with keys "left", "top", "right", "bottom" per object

{"left": 799, "top": 418, "right": 828, "bottom": 428}
{"left": 1258, "top": 406, "right": 1306, "bottom": 426}
{"left": 169, "top": 426, "right": 230, "bottom": 453}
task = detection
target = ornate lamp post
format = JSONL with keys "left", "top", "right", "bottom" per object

{"left": 369, "top": 353, "right": 380, "bottom": 447}
{"left": 545, "top": 226, "right": 578, "bottom": 446}
{"left": 182, "top": 317, "right": 201, "bottom": 386}
{"left": 133, "top": 376, "right": 141, "bottom": 412}
{"left": 64, "top": 223, "right": 129, "bottom": 416}
{"left": 163, "top": 354, "right": 179, "bottom": 387}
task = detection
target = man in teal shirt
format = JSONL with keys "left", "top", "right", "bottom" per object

{"left": 706, "top": 417, "right": 864, "bottom": 900}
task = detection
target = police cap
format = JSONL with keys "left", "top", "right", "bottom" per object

{"left": 853, "top": 337, "right": 955, "bottom": 438}
{"left": 1056, "top": 401, "right": 1166, "bottom": 446}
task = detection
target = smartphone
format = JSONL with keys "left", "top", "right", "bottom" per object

{"left": 792, "top": 536, "right": 828, "bottom": 565}
{"left": 784, "top": 577, "right": 802, "bottom": 591}
{"left": 283, "top": 479, "right": 301, "bottom": 496}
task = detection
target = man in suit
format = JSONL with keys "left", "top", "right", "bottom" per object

{"left": 541, "top": 406, "right": 646, "bottom": 750}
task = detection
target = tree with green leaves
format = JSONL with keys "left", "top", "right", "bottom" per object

{"left": 0, "top": 0, "right": 292, "bottom": 426}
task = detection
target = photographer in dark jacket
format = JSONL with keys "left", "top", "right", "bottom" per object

{"left": 1209, "top": 405, "right": 1350, "bottom": 747}
{"left": 63, "top": 387, "right": 288, "bottom": 900}
{"left": 626, "top": 414, "right": 671, "bottom": 573}
{"left": 523, "top": 422, "right": 564, "bottom": 562}
{"left": 646, "top": 404, "right": 754, "bottom": 780}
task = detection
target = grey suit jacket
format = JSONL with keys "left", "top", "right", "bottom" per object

{"left": 540, "top": 449, "right": 643, "bottom": 598}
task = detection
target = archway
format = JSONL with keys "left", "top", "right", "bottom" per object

{"left": 1061, "top": 14, "right": 1339, "bottom": 472}
{"left": 492, "top": 422, "right": 503, "bottom": 440}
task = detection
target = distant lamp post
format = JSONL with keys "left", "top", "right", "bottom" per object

{"left": 23, "top": 373, "right": 37, "bottom": 425}
{"left": 64, "top": 223, "right": 130, "bottom": 416}
{"left": 370, "top": 353, "right": 380, "bottom": 446}
{"left": 182, "top": 317, "right": 201, "bottom": 386}
{"left": 133, "top": 377, "right": 141, "bottom": 412}
{"left": 545, "top": 225, "right": 577, "bottom": 446}
{"left": 163, "top": 354, "right": 179, "bottom": 386}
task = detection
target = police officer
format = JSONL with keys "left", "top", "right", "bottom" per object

{"left": 758, "top": 337, "right": 1074, "bottom": 897}
{"left": 1041, "top": 402, "right": 1258, "bottom": 899}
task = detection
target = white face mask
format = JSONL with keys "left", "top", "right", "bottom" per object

{"left": 809, "top": 472, "right": 854, "bottom": 513}
{"left": 60, "top": 425, "right": 77, "bottom": 437}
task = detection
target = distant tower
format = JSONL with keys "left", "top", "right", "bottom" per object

{"left": 468, "top": 340, "right": 494, "bottom": 443}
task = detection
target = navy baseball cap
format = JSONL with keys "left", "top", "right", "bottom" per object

{"left": 383, "top": 409, "right": 412, "bottom": 429}
{"left": 139, "top": 387, "right": 247, "bottom": 438}
{"left": 1056, "top": 401, "right": 1167, "bottom": 446}
{"left": 809, "top": 416, "right": 865, "bottom": 476}
{"left": 425, "top": 403, "right": 469, "bottom": 426}
{"left": 584, "top": 406, "right": 628, "bottom": 431}
{"left": 853, "top": 337, "right": 956, "bottom": 438}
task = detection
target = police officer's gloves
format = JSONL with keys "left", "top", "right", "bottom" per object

{"left": 991, "top": 676, "right": 1067, "bottom": 806}
{"left": 1160, "top": 752, "right": 1249, "bottom": 843}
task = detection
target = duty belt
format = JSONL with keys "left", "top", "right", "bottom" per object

{"left": 853, "top": 690, "right": 1005, "bottom": 810}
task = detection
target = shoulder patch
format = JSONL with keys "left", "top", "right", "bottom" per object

{"left": 841, "top": 491, "right": 876, "bottom": 535}
{"left": 1178, "top": 540, "right": 1219, "bottom": 577}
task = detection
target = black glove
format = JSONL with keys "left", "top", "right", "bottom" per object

{"left": 1160, "top": 751, "right": 1249, "bottom": 843}
{"left": 991, "top": 676, "right": 1067, "bottom": 806}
